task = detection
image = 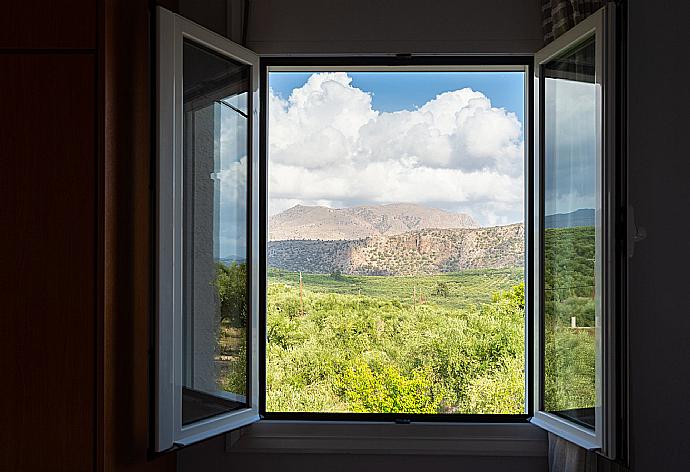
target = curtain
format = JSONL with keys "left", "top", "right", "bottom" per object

{"left": 542, "top": 0, "right": 606, "bottom": 44}
{"left": 548, "top": 433, "right": 631, "bottom": 472}
{"left": 548, "top": 433, "right": 596, "bottom": 472}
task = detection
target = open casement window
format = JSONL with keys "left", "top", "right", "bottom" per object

{"left": 156, "top": 7, "right": 260, "bottom": 451}
{"left": 154, "top": 0, "right": 623, "bottom": 458}
{"left": 531, "top": 4, "right": 620, "bottom": 458}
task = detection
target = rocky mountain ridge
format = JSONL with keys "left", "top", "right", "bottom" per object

{"left": 268, "top": 203, "right": 478, "bottom": 241}
{"left": 267, "top": 223, "right": 524, "bottom": 276}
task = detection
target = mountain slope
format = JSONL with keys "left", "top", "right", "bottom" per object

{"left": 544, "top": 209, "right": 595, "bottom": 228}
{"left": 268, "top": 203, "right": 478, "bottom": 241}
{"left": 267, "top": 223, "right": 524, "bottom": 276}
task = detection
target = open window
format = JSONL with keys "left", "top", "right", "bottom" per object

{"left": 531, "top": 5, "right": 621, "bottom": 457}
{"left": 155, "top": 7, "right": 260, "bottom": 451}
{"left": 155, "top": 3, "right": 622, "bottom": 458}
{"left": 260, "top": 63, "right": 530, "bottom": 420}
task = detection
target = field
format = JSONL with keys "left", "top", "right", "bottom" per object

{"left": 268, "top": 266, "right": 524, "bottom": 310}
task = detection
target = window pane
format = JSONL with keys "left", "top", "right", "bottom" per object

{"left": 182, "top": 40, "right": 250, "bottom": 425}
{"left": 266, "top": 71, "right": 526, "bottom": 414}
{"left": 542, "top": 38, "right": 598, "bottom": 428}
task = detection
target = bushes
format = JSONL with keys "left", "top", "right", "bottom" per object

{"left": 264, "top": 280, "right": 527, "bottom": 414}
{"left": 338, "top": 361, "right": 440, "bottom": 413}
{"left": 215, "top": 249, "right": 594, "bottom": 414}
{"left": 215, "top": 262, "right": 247, "bottom": 327}
{"left": 543, "top": 226, "right": 597, "bottom": 412}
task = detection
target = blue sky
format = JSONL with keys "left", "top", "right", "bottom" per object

{"left": 220, "top": 71, "right": 593, "bottom": 256}
{"left": 266, "top": 71, "right": 527, "bottom": 230}
{"left": 270, "top": 71, "right": 525, "bottom": 124}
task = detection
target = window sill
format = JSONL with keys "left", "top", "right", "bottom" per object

{"left": 227, "top": 420, "right": 548, "bottom": 457}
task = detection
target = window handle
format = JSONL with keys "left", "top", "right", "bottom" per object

{"left": 627, "top": 205, "right": 647, "bottom": 258}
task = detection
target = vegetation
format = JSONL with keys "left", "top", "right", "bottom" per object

{"left": 543, "top": 226, "right": 596, "bottom": 414}
{"left": 214, "top": 225, "right": 596, "bottom": 416}
{"left": 265, "top": 279, "right": 525, "bottom": 413}
{"left": 267, "top": 224, "right": 524, "bottom": 276}
{"left": 215, "top": 262, "right": 248, "bottom": 397}
{"left": 268, "top": 266, "right": 524, "bottom": 310}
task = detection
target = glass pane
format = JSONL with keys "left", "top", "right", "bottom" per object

{"left": 182, "top": 40, "right": 250, "bottom": 425}
{"left": 542, "top": 37, "right": 598, "bottom": 428}
{"left": 266, "top": 71, "right": 526, "bottom": 414}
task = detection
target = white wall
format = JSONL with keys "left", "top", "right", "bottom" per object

{"left": 180, "top": 0, "right": 544, "bottom": 54}
{"left": 177, "top": 429, "right": 548, "bottom": 472}
{"left": 175, "top": 2, "right": 546, "bottom": 471}
{"left": 627, "top": 0, "right": 690, "bottom": 470}
{"left": 175, "top": 1, "right": 690, "bottom": 470}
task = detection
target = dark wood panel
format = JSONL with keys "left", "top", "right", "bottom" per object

{"left": 0, "top": 1, "right": 96, "bottom": 49}
{"left": 0, "top": 54, "right": 96, "bottom": 471}
{"left": 101, "top": 0, "right": 176, "bottom": 470}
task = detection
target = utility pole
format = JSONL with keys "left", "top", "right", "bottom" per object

{"left": 299, "top": 271, "right": 304, "bottom": 317}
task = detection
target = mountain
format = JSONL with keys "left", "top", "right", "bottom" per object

{"left": 219, "top": 255, "right": 246, "bottom": 265}
{"left": 544, "top": 209, "right": 595, "bottom": 228}
{"left": 268, "top": 203, "right": 479, "bottom": 241}
{"left": 267, "top": 223, "right": 524, "bottom": 276}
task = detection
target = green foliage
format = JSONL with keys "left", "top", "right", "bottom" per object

{"left": 434, "top": 281, "right": 450, "bottom": 297}
{"left": 462, "top": 355, "right": 525, "bottom": 414}
{"left": 338, "top": 361, "right": 440, "bottom": 413}
{"left": 214, "top": 227, "right": 596, "bottom": 416}
{"left": 215, "top": 262, "right": 247, "bottom": 327}
{"left": 268, "top": 266, "right": 524, "bottom": 310}
{"left": 543, "top": 226, "right": 597, "bottom": 412}
{"left": 215, "top": 262, "right": 248, "bottom": 396}
{"left": 218, "top": 326, "right": 247, "bottom": 396}
{"left": 543, "top": 328, "right": 595, "bottom": 412}
{"left": 264, "top": 276, "right": 526, "bottom": 414}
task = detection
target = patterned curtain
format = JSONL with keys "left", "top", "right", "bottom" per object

{"left": 542, "top": 0, "right": 606, "bottom": 44}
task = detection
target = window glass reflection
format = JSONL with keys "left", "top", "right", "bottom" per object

{"left": 542, "top": 37, "right": 598, "bottom": 429}
{"left": 181, "top": 40, "right": 250, "bottom": 425}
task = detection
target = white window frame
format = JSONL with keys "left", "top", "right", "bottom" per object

{"left": 153, "top": 4, "right": 622, "bottom": 458}
{"left": 531, "top": 4, "right": 619, "bottom": 458}
{"left": 155, "top": 6, "right": 260, "bottom": 452}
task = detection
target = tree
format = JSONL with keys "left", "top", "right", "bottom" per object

{"left": 435, "top": 281, "right": 450, "bottom": 297}
{"left": 215, "top": 262, "right": 247, "bottom": 327}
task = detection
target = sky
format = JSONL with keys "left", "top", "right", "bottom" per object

{"left": 267, "top": 71, "right": 526, "bottom": 227}
{"left": 215, "top": 71, "right": 597, "bottom": 258}
{"left": 543, "top": 77, "right": 597, "bottom": 216}
{"left": 270, "top": 72, "right": 525, "bottom": 123}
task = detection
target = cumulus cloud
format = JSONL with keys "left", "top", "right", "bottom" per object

{"left": 213, "top": 73, "right": 599, "bottom": 257}
{"left": 543, "top": 78, "right": 598, "bottom": 216}
{"left": 217, "top": 98, "right": 249, "bottom": 259}
{"left": 217, "top": 156, "right": 247, "bottom": 259}
{"left": 268, "top": 72, "right": 525, "bottom": 226}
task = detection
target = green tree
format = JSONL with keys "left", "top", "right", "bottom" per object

{"left": 435, "top": 281, "right": 450, "bottom": 297}
{"left": 215, "top": 262, "right": 247, "bottom": 327}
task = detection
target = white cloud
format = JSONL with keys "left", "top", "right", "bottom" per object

{"left": 217, "top": 156, "right": 247, "bottom": 259}
{"left": 543, "top": 78, "right": 598, "bottom": 216}
{"left": 268, "top": 72, "right": 526, "bottom": 226}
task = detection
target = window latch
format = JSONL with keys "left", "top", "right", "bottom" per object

{"left": 627, "top": 205, "right": 647, "bottom": 258}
